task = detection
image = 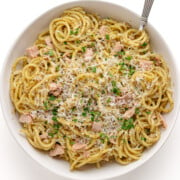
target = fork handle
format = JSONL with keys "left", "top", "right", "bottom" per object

{"left": 139, "top": 0, "right": 154, "bottom": 30}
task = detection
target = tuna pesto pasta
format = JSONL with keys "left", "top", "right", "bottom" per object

{"left": 10, "top": 7, "right": 174, "bottom": 170}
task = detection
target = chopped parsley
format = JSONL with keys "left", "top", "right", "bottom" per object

{"left": 111, "top": 80, "right": 120, "bottom": 95}
{"left": 90, "top": 111, "right": 101, "bottom": 122}
{"left": 146, "top": 111, "right": 151, "bottom": 114}
{"left": 48, "top": 132, "right": 55, "bottom": 137}
{"left": 91, "top": 67, "right": 96, "bottom": 73}
{"left": 64, "top": 41, "right": 67, "bottom": 45}
{"left": 90, "top": 114, "right": 95, "bottom": 121}
{"left": 43, "top": 101, "right": 49, "bottom": 110}
{"left": 76, "top": 40, "right": 81, "bottom": 44}
{"left": 107, "top": 97, "right": 111, "bottom": 103}
{"left": 48, "top": 50, "right": 54, "bottom": 57}
{"left": 119, "top": 51, "right": 125, "bottom": 55}
{"left": 82, "top": 112, "right": 87, "bottom": 117}
{"left": 55, "top": 65, "right": 60, "bottom": 72}
{"left": 114, "top": 51, "right": 125, "bottom": 57}
{"left": 119, "top": 62, "right": 127, "bottom": 70}
{"left": 121, "top": 118, "right": 134, "bottom": 130}
{"left": 117, "top": 117, "right": 123, "bottom": 121}
{"left": 70, "top": 28, "right": 79, "bottom": 35}
{"left": 71, "top": 107, "right": 76, "bottom": 112}
{"left": 83, "top": 107, "right": 90, "bottom": 112}
{"left": 111, "top": 80, "right": 116, "bottom": 87}
{"left": 108, "top": 72, "right": 113, "bottom": 77}
{"left": 87, "top": 99, "right": 92, "bottom": 106}
{"left": 53, "top": 123, "right": 60, "bottom": 129}
{"left": 141, "top": 42, "right": 147, "bottom": 47}
{"left": 72, "top": 119, "right": 78, "bottom": 122}
{"left": 129, "top": 66, "right": 136, "bottom": 76}
{"left": 91, "top": 42, "right": 95, "bottom": 47}
{"left": 52, "top": 107, "right": 58, "bottom": 116}
{"left": 135, "top": 108, "right": 140, "bottom": 114}
{"left": 74, "top": 28, "right": 79, "bottom": 35}
{"left": 141, "top": 137, "right": 147, "bottom": 141}
{"left": 112, "top": 87, "right": 120, "bottom": 95}
{"left": 52, "top": 116, "right": 58, "bottom": 122}
{"left": 48, "top": 95, "right": 56, "bottom": 101}
{"left": 82, "top": 46, "right": 86, "bottom": 52}
{"left": 125, "top": 56, "right": 132, "bottom": 61}
{"left": 63, "top": 135, "right": 67, "bottom": 138}
{"left": 101, "top": 90, "right": 105, "bottom": 94}
{"left": 70, "top": 140, "right": 75, "bottom": 145}
{"left": 105, "top": 34, "right": 110, "bottom": 40}
{"left": 100, "top": 133, "right": 109, "bottom": 143}
{"left": 117, "top": 51, "right": 125, "bottom": 56}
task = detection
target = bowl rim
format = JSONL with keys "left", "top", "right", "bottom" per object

{"left": 0, "top": 0, "right": 179, "bottom": 180}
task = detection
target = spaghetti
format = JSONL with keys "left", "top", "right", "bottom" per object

{"left": 10, "top": 7, "right": 173, "bottom": 170}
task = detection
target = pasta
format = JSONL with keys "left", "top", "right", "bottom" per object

{"left": 10, "top": 7, "right": 174, "bottom": 170}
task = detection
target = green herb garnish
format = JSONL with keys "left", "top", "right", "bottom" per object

{"left": 52, "top": 116, "right": 58, "bottom": 122}
{"left": 48, "top": 50, "right": 54, "bottom": 57}
{"left": 48, "top": 95, "right": 56, "bottom": 101}
{"left": 74, "top": 28, "right": 79, "bottom": 35}
{"left": 108, "top": 72, "right": 113, "bottom": 77}
{"left": 76, "top": 40, "right": 81, "bottom": 44}
{"left": 72, "top": 119, "right": 78, "bottom": 122}
{"left": 64, "top": 41, "right": 67, "bottom": 45}
{"left": 55, "top": 65, "right": 60, "bottom": 72}
{"left": 53, "top": 123, "right": 60, "bottom": 129}
{"left": 70, "top": 30, "right": 74, "bottom": 35}
{"left": 125, "top": 56, "right": 132, "bottom": 60}
{"left": 82, "top": 112, "right": 87, "bottom": 117}
{"left": 90, "top": 111, "right": 101, "bottom": 122}
{"left": 99, "top": 133, "right": 109, "bottom": 143}
{"left": 70, "top": 140, "right": 75, "bottom": 145}
{"left": 107, "top": 97, "right": 111, "bottom": 103}
{"left": 129, "top": 66, "right": 136, "bottom": 76}
{"left": 43, "top": 101, "right": 49, "bottom": 110}
{"left": 52, "top": 107, "right": 58, "bottom": 116}
{"left": 105, "top": 34, "right": 110, "bottom": 40}
{"left": 71, "top": 107, "right": 76, "bottom": 112}
{"left": 117, "top": 117, "right": 123, "bottom": 121}
{"left": 146, "top": 111, "right": 151, "bottom": 114}
{"left": 87, "top": 99, "right": 92, "bottom": 106}
{"left": 135, "top": 108, "right": 140, "bottom": 114}
{"left": 121, "top": 118, "right": 134, "bottom": 130}
{"left": 101, "top": 90, "right": 105, "bottom": 94}
{"left": 114, "top": 51, "right": 125, "bottom": 57}
{"left": 83, "top": 107, "right": 89, "bottom": 112}
{"left": 48, "top": 132, "right": 55, "bottom": 137}
{"left": 141, "top": 137, "right": 147, "bottom": 141}
{"left": 112, "top": 87, "right": 120, "bottom": 95}
{"left": 91, "top": 42, "right": 95, "bottom": 47}
{"left": 82, "top": 46, "right": 86, "bottom": 52}
{"left": 141, "top": 42, "right": 147, "bottom": 47}
{"left": 111, "top": 80, "right": 116, "bottom": 87}
{"left": 91, "top": 67, "right": 96, "bottom": 73}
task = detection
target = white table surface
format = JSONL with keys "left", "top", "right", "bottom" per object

{"left": 0, "top": 0, "right": 180, "bottom": 180}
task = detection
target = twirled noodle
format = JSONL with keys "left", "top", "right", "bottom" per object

{"left": 10, "top": 7, "right": 173, "bottom": 170}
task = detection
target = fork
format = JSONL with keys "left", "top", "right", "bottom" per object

{"left": 139, "top": 0, "right": 154, "bottom": 30}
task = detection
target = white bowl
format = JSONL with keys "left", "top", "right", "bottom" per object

{"left": 0, "top": 1, "right": 179, "bottom": 180}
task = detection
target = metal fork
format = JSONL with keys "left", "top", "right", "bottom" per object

{"left": 139, "top": 0, "right": 154, "bottom": 30}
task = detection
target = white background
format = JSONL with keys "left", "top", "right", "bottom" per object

{"left": 0, "top": 0, "right": 180, "bottom": 180}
